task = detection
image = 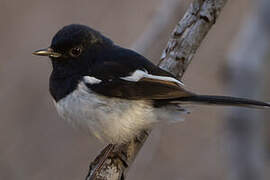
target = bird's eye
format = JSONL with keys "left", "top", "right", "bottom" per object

{"left": 69, "top": 47, "right": 82, "bottom": 57}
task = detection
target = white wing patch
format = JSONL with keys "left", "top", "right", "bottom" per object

{"left": 83, "top": 76, "right": 102, "bottom": 84}
{"left": 120, "top": 70, "right": 184, "bottom": 86}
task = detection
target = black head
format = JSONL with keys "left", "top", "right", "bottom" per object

{"left": 33, "top": 24, "right": 113, "bottom": 78}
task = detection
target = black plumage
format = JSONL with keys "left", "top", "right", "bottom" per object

{"left": 32, "top": 24, "right": 270, "bottom": 145}
{"left": 34, "top": 24, "right": 270, "bottom": 108}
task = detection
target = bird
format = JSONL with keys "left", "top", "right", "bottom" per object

{"left": 33, "top": 24, "right": 270, "bottom": 145}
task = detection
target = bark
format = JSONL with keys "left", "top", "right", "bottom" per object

{"left": 86, "top": 0, "right": 228, "bottom": 179}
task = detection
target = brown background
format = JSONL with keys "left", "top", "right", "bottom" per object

{"left": 0, "top": 0, "right": 269, "bottom": 179}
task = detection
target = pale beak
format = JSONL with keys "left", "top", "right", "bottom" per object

{"left": 32, "top": 48, "right": 62, "bottom": 58}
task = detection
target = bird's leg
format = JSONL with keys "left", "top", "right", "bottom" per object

{"left": 87, "top": 143, "right": 115, "bottom": 180}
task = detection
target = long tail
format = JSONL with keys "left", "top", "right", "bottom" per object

{"left": 174, "top": 95, "right": 270, "bottom": 109}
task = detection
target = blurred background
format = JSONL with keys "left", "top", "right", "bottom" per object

{"left": 1, "top": 0, "right": 270, "bottom": 179}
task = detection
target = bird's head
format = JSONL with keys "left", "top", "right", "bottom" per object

{"left": 33, "top": 24, "right": 113, "bottom": 77}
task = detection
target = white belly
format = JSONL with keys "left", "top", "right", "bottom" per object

{"left": 54, "top": 82, "right": 156, "bottom": 144}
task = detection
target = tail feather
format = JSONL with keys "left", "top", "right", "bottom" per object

{"left": 174, "top": 95, "right": 270, "bottom": 109}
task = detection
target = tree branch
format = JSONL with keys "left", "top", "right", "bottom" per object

{"left": 159, "top": 0, "right": 227, "bottom": 78}
{"left": 86, "top": 0, "right": 228, "bottom": 179}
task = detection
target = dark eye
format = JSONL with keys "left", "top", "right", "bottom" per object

{"left": 69, "top": 47, "right": 82, "bottom": 57}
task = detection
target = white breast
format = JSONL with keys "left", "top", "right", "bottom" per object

{"left": 54, "top": 82, "right": 157, "bottom": 144}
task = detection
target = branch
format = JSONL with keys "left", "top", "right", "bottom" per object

{"left": 86, "top": 0, "right": 228, "bottom": 179}
{"left": 159, "top": 0, "right": 227, "bottom": 78}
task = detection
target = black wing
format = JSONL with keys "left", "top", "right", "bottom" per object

{"left": 90, "top": 45, "right": 175, "bottom": 79}
{"left": 85, "top": 46, "right": 192, "bottom": 100}
{"left": 87, "top": 78, "right": 191, "bottom": 100}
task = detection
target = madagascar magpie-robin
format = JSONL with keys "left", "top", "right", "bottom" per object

{"left": 33, "top": 24, "right": 270, "bottom": 144}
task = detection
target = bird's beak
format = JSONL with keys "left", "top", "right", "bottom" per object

{"left": 32, "top": 48, "right": 62, "bottom": 58}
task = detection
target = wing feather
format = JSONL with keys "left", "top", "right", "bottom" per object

{"left": 86, "top": 46, "right": 192, "bottom": 100}
{"left": 85, "top": 76, "right": 192, "bottom": 100}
